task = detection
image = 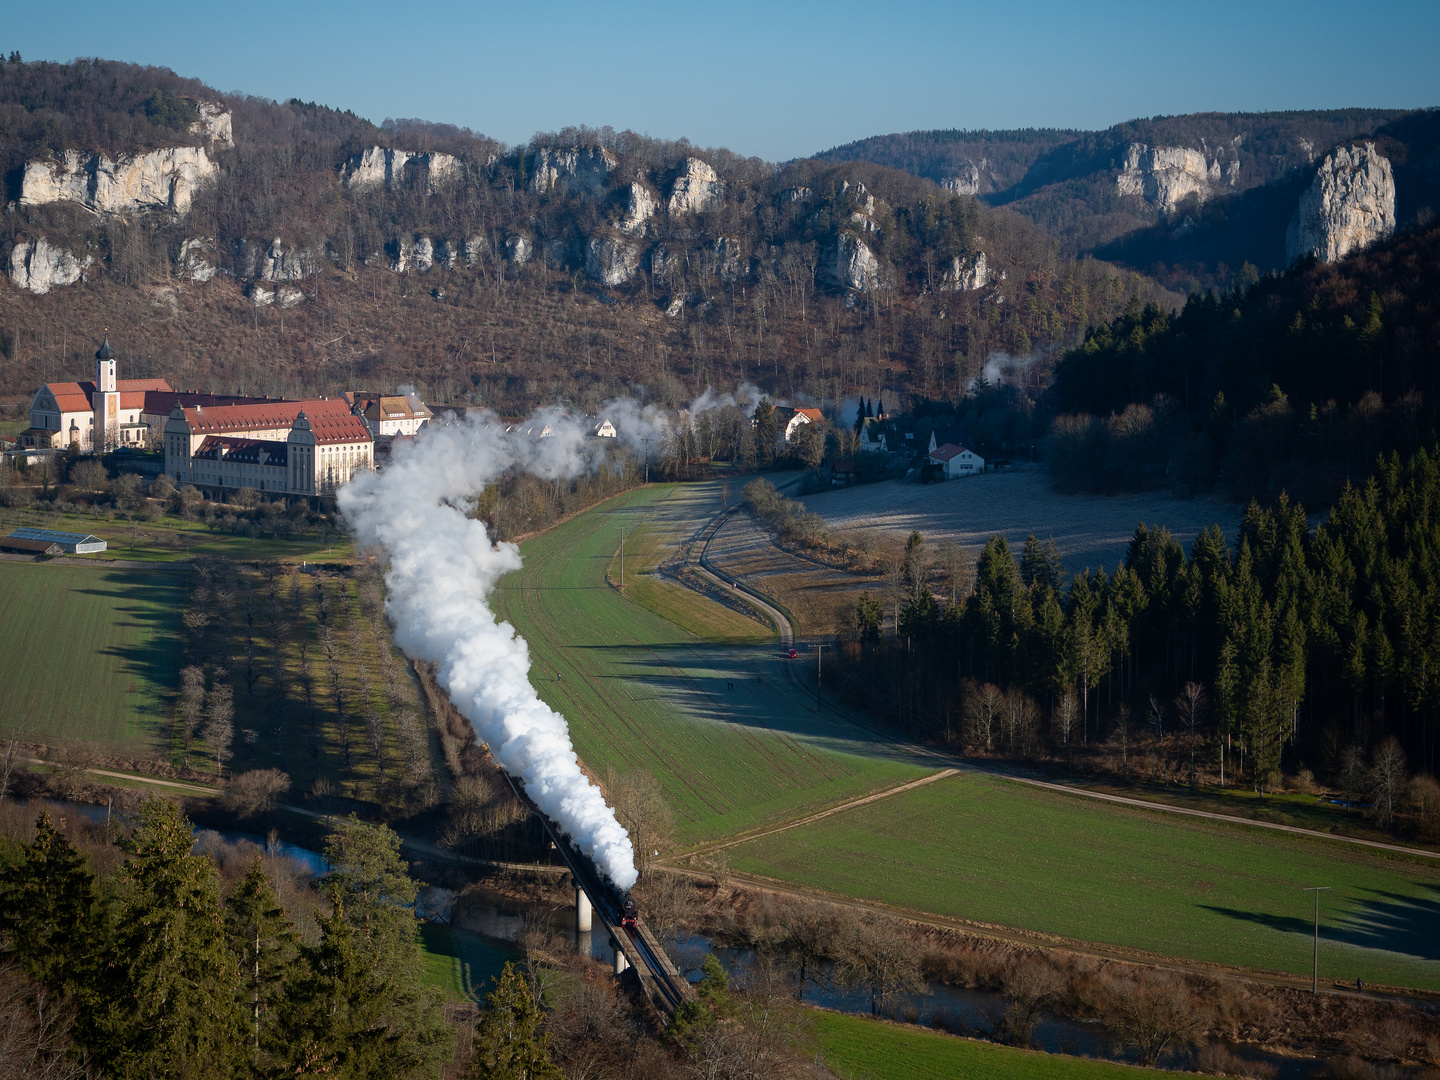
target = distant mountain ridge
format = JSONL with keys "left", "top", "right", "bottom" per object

{"left": 815, "top": 109, "right": 1438, "bottom": 291}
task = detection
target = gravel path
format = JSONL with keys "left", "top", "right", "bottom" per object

{"left": 802, "top": 465, "right": 1243, "bottom": 573}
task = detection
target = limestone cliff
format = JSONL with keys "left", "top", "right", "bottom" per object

{"left": 667, "top": 157, "right": 723, "bottom": 215}
{"left": 8, "top": 239, "right": 88, "bottom": 294}
{"left": 179, "top": 238, "right": 218, "bottom": 282}
{"left": 1285, "top": 142, "right": 1396, "bottom": 264}
{"left": 615, "top": 183, "right": 658, "bottom": 235}
{"left": 1116, "top": 144, "right": 1239, "bottom": 212}
{"left": 21, "top": 146, "right": 218, "bottom": 215}
{"left": 505, "top": 235, "right": 533, "bottom": 264}
{"left": 940, "top": 161, "right": 986, "bottom": 196}
{"left": 257, "top": 238, "right": 322, "bottom": 281}
{"left": 530, "top": 147, "right": 615, "bottom": 197}
{"left": 342, "top": 147, "right": 460, "bottom": 193}
{"left": 389, "top": 235, "right": 436, "bottom": 274}
{"left": 831, "top": 232, "right": 882, "bottom": 293}
{"left": 190, "top": 102, "right": 234, "bottom": 148}
{"left": 585, "top": 235, "right": 640, "bottom": 286}
{"left": 938, "top": 250, "right": 990, "bottom": 291}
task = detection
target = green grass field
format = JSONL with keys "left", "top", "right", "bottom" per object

{"left": 618, "top": 522, "right": 774, "bottom": 646}
{"left": 0, "top": 504, "right": 353, "bottom": 564}
{"left": 0, "top": 562, "right": 183, "bottom": 751}
{"left": 813, "top": 1011, "right": 1172, "bottom": 1080}
{"left": 418, "top": 924, "right": 516, "bottom": 1002}
{"left": 492, "top": 485, "right": 934, "bottom": 844}
{"left": 729, "top": 772, "right": 1440, "bottom": 990}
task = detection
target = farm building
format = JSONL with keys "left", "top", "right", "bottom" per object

{"left": 0, "top": 536, "right": 62, "bottom": 555}
{"left": 929, "top": 443, "right": 985, "bottom": 478}
{"left": 6, "top": 528, "right": 107, "bottom": 554}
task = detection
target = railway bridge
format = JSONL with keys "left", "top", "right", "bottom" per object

{"left": 499, "top": 772, "right": 693, "bottom": 1017}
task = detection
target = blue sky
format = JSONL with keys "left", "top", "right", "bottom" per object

{"left": 6, "top": 0, "right": 1438, "bottom": 160}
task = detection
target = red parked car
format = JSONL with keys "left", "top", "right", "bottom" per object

{"left": 786, "top": 648, "right": 798, "bottom": 659}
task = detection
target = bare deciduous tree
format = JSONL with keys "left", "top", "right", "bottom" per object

{"left": 1088, "top": 970, "right": 1209, "bottom": 1066}
{"left": 203, "top": 680, "right": 235, "bottom": 777}
{"left": 1174, "top": 682, "right": 1208, "bottom": 784}
{"left": 224, "top": 769, "right": 291, "bottom": 816}
{"left": 1365, "top": 736, "right": 1408, "bottom": 829}
{"left": 834, "top": 916, "right": 928, "bottom": 1017}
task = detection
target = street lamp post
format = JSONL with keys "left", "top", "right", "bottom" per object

{"left": 1302, "top": 886, "right": 1330, "bottom": 993}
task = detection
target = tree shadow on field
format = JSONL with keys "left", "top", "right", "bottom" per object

{"left": 75, "top": 567, "right": 186, "bottom": 743}
{"left": 1201, "top": 885, "right": 1440, "bottom": 962}
{"left": 575, "top": 641, "right": 938, "bottom": 770}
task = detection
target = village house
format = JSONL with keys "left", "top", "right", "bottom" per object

{"left": 928, "top": 442, "right": 985, "bottom": 478}
{"left": 774, "top": 406, "right": 824, "bottom": 442}
{"left": 858, "top": 417, "right": 888, "bottom": 453}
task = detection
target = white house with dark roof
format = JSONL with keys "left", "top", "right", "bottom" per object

{"left": 928, "top": 442, "right": 984, "bottom": 478}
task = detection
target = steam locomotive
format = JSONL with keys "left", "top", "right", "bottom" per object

{"left": 619, "top": 894, "right": 639, "bottom": 929}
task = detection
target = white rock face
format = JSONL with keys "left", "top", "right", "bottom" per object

{"left": 276, "top": 286, "right": 305, "bottom": 308}
{"left": 389, "top": 235, "right": 435, "bottom": 273}
{"left": 780, "top": 186, "right": 811, "bottom": 202}
{"left": 8, "top": 239, "right": 85, "bottom": 294}
{"left": 940, "top": 161, "right": 986, "bottom": 196}
{"left": 1286, "top": 142, "right": 1396, "bottom": 265}
{"left": 664, "top": 295, "right": 686, "bottom": 317}
{"left": 258, "top": 238, "right": 321, "bottom": 281}
{"left": 21, "top": 147, "right": 218, "bottom": 215}
{"left": 650, "top": 244, "right": 677, "bottom": 285}
{"left": 530, "top": 146, "right": 616, "bottom": 197}
{"left": 434, "top": 239, "right": 456, "bottom": 269}
{"left": 463, "top": 234, "right": 488, "bottom": 267}
{"left": 616, "top": 183, "right": 658, "bottom": 235}
{"left": 832, "top": 232, "right": 882, "bottom": 293}
{"left": 667, "top": 157, "right": 724, "bottom": 215}
{"left": 249, "top": 285, "right": 274, "bottom": 307}
{"left": 712, "top": 236, "right": 745, "bottom": 282}
{"left": 342, "top": 147, "right": 459, "bottom": 193}
{"left": 938, "top": 250, "right": 990, "bottom": 291}
{"left": 1116, "top": 144, "right": 1239, "bottom": 212}
{"left": 585, "top": 235, "right": 640, "bottom": 285}
{"left": 179, "top": 237, "right": 217, "bottom": 282}
{"left": 191, "top": 102, "right": 234, "bottom": 148}
{"left": 505, "top": 236, "right": 533, "bottom": 265}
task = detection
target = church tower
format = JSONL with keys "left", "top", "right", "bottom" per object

{"left": 91, "top": 335, "right": 119, "bottom": 452}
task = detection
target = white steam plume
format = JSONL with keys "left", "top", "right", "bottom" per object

{"left": 338, "top": 413, "right": 638, "bottom": 890}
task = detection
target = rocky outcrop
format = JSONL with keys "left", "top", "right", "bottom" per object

{"left": 712, "top": 237, "right": 745, "bottom": 282}
{"left": 191, "top": 102, "right": 234, "bottom": 148}
{"left": 1116, "top": 144, "right": 1239, "bottom": 212}
{"left": 831, "top": 233, "right": 882, "bottom": 293}
{"left": 8, "top": 239, "right": 87, "bottom": 294}
{"left": 530, "top": 147, "right": 615, "bottom": 197}
{"left": 1285, "top": 142, "right": 1396, "bottom": 265}
{"left": 342, "top": 147, "right": 460, "bottom": 193}
{"left": 779, "top": 186, "right": 811, "bottom": 203}
{"left": 463, "top": 234, "right": 488, "bottom": 267}
{"left": 667, "top": 157, "right": 723, "bottom": 215}
{"left": 940, "top": 160, "right": 990, "bottom": 196}
{"left": 505, "top": 235, "right": 533, "bottom": 264}
{"left": 179, "top": 238, "right": 217, "bottom": 282}
{"left": 585, "top": 235, "right": 640, "bottom": 285}
{"left": 257, "top": 238, "right": 322, "bottom": 281}
{"left": 390, "top": 235, "right": 435, "bottom": 273}
{"left": 21, "top": 147, "right": 218, "bottom": 215}
{"left": 615, "top": 183, "right": 658, "bottom": 235}
{"left": 650, "top": 244, "right": 677, "bottom": 285}
{"left": 938, "top": 250, "right": 990, "bottom": 291}
{"left": 250, "top": 284, "right": 305, "bottom": 308}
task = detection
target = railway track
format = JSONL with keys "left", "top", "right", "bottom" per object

{"left": 497, "top": 771, "right": 693, "bottom": 1017}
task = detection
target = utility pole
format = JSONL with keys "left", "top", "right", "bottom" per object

{"left": 618, "top": 526, "right": 624, "bottom": 592}
{"left": 1302, "top": 886, "right": 1330, "bottom": 993}
{"left": 815, "top": 643, "right": 823, "bottom": 712}
{"left": 642, "top": 437, "right": 651, "bottom": 484}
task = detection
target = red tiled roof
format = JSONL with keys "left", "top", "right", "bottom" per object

{"left": 179, "top": 398, "right": 351, "bottom": 436}
{"left": 308, "top": 412, "right": 374, "bottom": 444}
{"left": 929, "top": 443, "right": 967, "bottom": 462}
{"left": 41, "top": 382, "right": 91, "bottom": 413}
{"left": 194, "top": 436, "right": 290, "bottom": 465}
{"left": 795, "top": 408, "right": 824, "bottom": 422}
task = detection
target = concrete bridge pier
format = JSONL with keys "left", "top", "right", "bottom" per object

{"left": 575, "top": 886, "right": 592, "bottom": 933}
{"left": 610, "top": 938, "right": 629, "bottom": 975}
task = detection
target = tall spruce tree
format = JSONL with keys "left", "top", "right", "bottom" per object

{"left": 0, "top": 810, "right": 100, "bottom": 993}
{"left": 84, "top": 798, "right": 245, "bottom": 1080}
{"left": 467, "top": 963, "right": 562, "bottom": 1080}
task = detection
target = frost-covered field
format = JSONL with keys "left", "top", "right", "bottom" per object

{"left": 800, "top": 465, "right": 1243, "bottom": 574}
